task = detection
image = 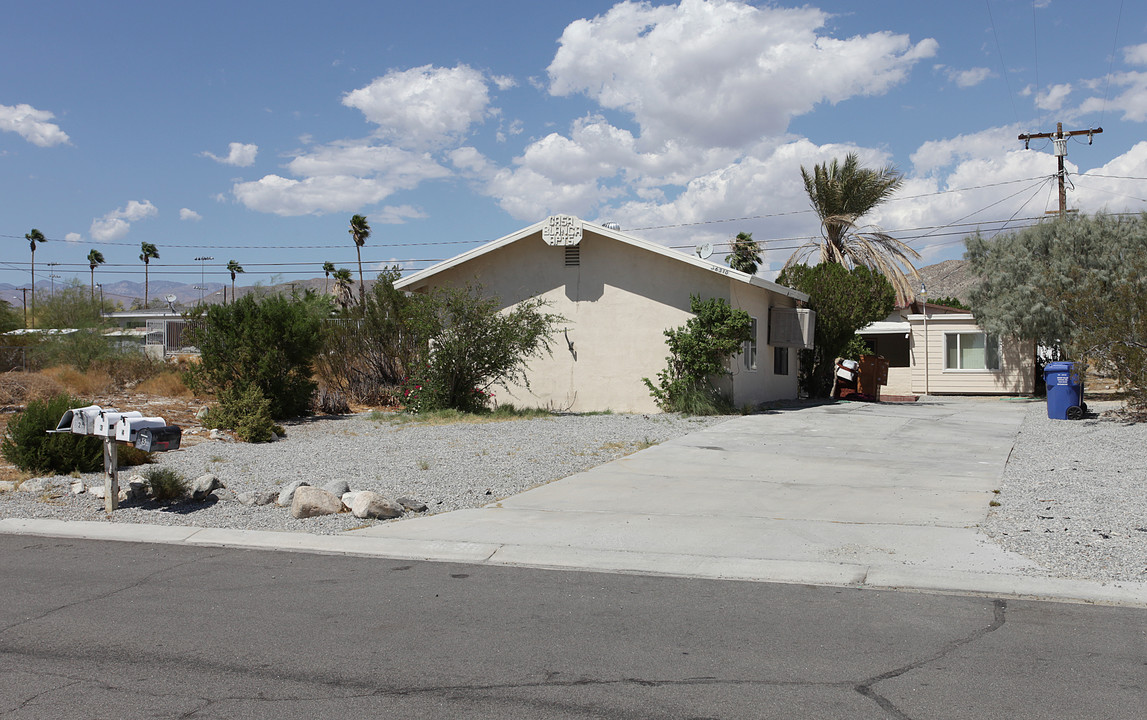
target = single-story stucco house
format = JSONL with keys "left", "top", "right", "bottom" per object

{"left": 395, "top": 215, "right": 815, "bottom": 413}
{"left": 858, "top": 301, "right": 1035, "bottom": 396}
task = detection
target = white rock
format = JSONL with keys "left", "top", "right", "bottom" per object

{"left": 351, "top": 491, "right": 405, "bottom": 520}
{"left": 70, "top": 480, "right": 85, "bottom": 495}
{"left": 290, "top": 486, "right": 343, "bottom": 519}
{"left": 341, "top": 491, "right": 363, "bottom": 508}
{"left": 89, "top": 485, "right": 106, "bottom": 499}
{"left": 0, "top": 481, "right": 17, "bottom": 492}
{"left": 189, "top": 474, "right": 225, "bottom": 501}
{"left": 277, "top": 480, "right": 310, "bottom": 507}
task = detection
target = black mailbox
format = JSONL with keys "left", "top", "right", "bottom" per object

{"left": 135, "top": 426, "right": 182, "bottom": 452}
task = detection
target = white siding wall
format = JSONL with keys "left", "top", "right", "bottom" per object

{"left": 908, "top": 314, "right": 1034, "bottom": 394}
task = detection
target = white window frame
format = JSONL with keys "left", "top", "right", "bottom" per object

{"left": 743, "top": 317, "right": 758, "bottom": 371}
{"left": 943, "top": 331, "right": 1001, "bottom": 371}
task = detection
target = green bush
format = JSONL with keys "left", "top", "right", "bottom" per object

{"left": 144, "top": 466, "right": 187, "bottom": 502}
{"left": 643, "top": 295, "right": 751, "bottom": 414}
{"left": 1, "top": 394, "right": 103, "bottom": 474}
{"left": 204, "top": 384, "right": 276, "bottom": 443}
{"left": 186, "top": 290, "right": 326, "bottom": 419}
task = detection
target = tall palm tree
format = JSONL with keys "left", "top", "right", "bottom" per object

{"left": 727, "top": 231, "right": 762, "bottom": 275}
{"left": 333, "top": 268, "right": 354, "bottom": 311}
{"left": 322, "top": 260, "right": 335, "bottom": 295}
{"left": 139, "top": 241, "right": 159, "bottom": 307}
{"left": 785, "top": 153, "right": 920, "bottom": 304}
{"left": 87, "top": 249, "right": 105, "bottom": 304}
{"left": 349, "top": 214, "right": 370, "bottom": 307}
{"left": 25, "top": 229, "right": 45, "bottom": 328}
{"left": 226, "top": 259, "right": 245, "bottom": 304}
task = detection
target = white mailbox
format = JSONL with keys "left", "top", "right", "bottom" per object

{"left": 52, "top": 405, "right": 104, "bottom": 435}
{"left": 94, "top": 411, "right": 142, "bottom": 438}
{"left": 115, "top": 416, "right": 167, "bottom": 444}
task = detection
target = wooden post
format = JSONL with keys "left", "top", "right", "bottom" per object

{"left": 103, "top": 437, "right": 119, "bottom": 512}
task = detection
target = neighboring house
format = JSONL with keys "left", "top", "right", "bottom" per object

{"left": 395, "top": 215, "right": 815, "bottom": 413}
{"left": 858, "top": 301, "right": 1035, "bottom": 396}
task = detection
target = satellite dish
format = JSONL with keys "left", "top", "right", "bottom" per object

{"left": 164, "top": 294, "right": 177, "bottom": 303}
{"left": 695, "top": 242, "right": 713, "bottom": 259}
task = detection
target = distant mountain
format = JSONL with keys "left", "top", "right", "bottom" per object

{"left": 917, "top": 260, "right": 976, "bottom": 304}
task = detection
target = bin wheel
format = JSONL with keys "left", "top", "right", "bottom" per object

{"left": 1066, "top": 405, "right": 1084, "bottom": 420}
{"left": 1081, "top": 401, "right": 1088, "bottom": 414}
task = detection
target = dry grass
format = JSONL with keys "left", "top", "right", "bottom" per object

{"left": 0, "top": 371, "right": 67, "bottom": 407}
{"left": 135, "top": 371, "right": 194, "bottom": 398}
{"left": 40, "top": 366, "right": 114, "bottom": 397}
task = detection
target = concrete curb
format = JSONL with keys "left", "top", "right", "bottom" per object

{"left": 4, "top": 517, "right": 1145, "bottom": 608}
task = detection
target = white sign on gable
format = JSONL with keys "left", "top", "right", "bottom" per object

{"left": 542, "top": 214, "right": 583, "bottom": 247}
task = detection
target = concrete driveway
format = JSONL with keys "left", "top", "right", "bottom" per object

{"left": 348, "top": 398, "right": 1135, "bottom": 600}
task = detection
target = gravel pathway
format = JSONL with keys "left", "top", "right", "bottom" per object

{"left": 982, "top": 400, "right": 1147, "bottom": 584}
{"left": 1, "top": 412, "right": 726, "bottom": 535}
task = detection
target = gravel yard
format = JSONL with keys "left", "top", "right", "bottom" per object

{"left": 0, "top": 412, "right": 726, "bottom": 535}
{"left": 982, "top": 399, "right": 1147, "bottom": 584}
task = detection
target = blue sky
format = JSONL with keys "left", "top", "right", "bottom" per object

{"left": 3, "top": 0, "right": 1146, "bottom": 298}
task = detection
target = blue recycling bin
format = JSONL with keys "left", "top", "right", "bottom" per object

{"left": 1044, "top": 361, "right": 1086, "bottom": 420}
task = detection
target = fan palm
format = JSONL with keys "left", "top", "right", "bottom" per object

{"left": 322, "top": 260, "right": 335, "bottom": 295}
{"left": 727, "top": 231, "right": 762, "bottom": 275}
{"left": 333, "top": 268, "right": 354, "bottom": 311}
{"left": 139, "top": 241, "right": 159, "bottom": 306}
{"left": 87, "top": 249, "right": 105, "bottom": 304}
{"left": 785, "top": 153, "right": 920, "bottom": 304}
{"left": 25, "top": 229, "right": 45, "bottom": 327}
{"left": 349, "top": 214, "right": 370, "bottom": 307}
{"left": 226, "top": 259, "right": 244, "bottom": 304}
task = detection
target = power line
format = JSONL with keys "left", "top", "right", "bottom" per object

{"left": 986, "top": 0, "right": 1020, "bottom": 124}
{"left": 1099, "top": 0, "right": 1125, "bottom": 128}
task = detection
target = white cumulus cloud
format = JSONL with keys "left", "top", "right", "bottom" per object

{"left": 64, "top": 232, "right": 82, "bottom": 243}
{"left": 89, "top": 200, "right": 158, "bottom": 241}
{"left": 1036, "top": 83, "right": 1072, "bottom": 111}
{"left": 0, "top": 103, "right": 70, "bottom": 147}
{"left": 949, "top": 67, "right": 992, "bottom": 88}
{"left": 203, "top": 142, "right": 258, "bottom": 166}
{"left": 180, "top": 208, "right": 202, "bottom": 221}
{"left": 342, "top": 64, "right": 493, "bottom": 148}
{"left": 547, "top": 0, "right": 936, "bottom": 149}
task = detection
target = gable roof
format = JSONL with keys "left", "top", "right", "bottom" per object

{"left": 395, "top": 217, "right": 808, "bottom": 302}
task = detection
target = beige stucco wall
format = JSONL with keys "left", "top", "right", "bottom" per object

{"left": 405, "top": 228, "right": 801, "bottom": 412}
{"left": 907, "top": 314, "right": 1034, "bottom": 394}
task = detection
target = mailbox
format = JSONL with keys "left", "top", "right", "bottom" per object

{"left": 134, "top": 425, "right": 182, "bottom": 452}
{"left": 115, "top": 416, "right": 167, "bottom": 443}
{"left": 94, "top": 411, "right": 143, "bottom": 438}
{"left": 51, "top": 405, "right": 104, "bottom": 435}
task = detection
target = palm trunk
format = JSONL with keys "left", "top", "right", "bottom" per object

{"left": 355, "top": 245, "right": 365, "bottom": 308}
{"left": 144, "top": 261, "right": 149, "bottom": 307}
{"left": 30, "top": 255, "right": 36, "bottom": 329}
{"left": 90, "top": 268, "right": 95, "bottom": 304}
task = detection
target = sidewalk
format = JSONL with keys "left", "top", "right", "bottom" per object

{"left": 4, "top": 399, "right": 1146, "bottom": 606}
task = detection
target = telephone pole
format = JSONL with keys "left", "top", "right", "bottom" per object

{"left": 1018, "top": 122, "right": 1102, "bottom": 218}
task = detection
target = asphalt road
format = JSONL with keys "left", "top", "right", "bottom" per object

{"left": 0, "top": 536, "right": 1144, "bottom": 719}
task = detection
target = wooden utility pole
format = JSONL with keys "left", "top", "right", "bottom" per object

{"left": 1018, "top": 123, "right": 1102, "bottom": 218}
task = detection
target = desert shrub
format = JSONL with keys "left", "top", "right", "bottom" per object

{"left": 840, "top": 336, "right": 873, "bottom": 361}
{"left": 186, "top": 291, "right": 324, "bottom": 419}
{"left": 204, "top": 384, "right": 275, "bottom": 443}
{"left": 40, "top": 365, "right": 115, "bottom": 397}
{"left": 315, "top": 268, "right": 420, "bottom": 404}
{"left": 134, "top": 370, "right": 192, "bottom": 398}
{"left": 144, "top": 466, "right": 187, "bottom": 502}
{"left": 0, "top": 300, "right": 21, "bottom": 334}
{"left": 403, "top": 285, "right": 562, "bottom": 414}
{"left": 1, "top": 394, "right": 103, "bottom": 474}
{"left": 118, "top": 444, "right": 154, "bottom": 467}
{"left": 313, "top": 386, "right": 350, "bottom": 415}
{"left": 643, "top": 295, "right": 752, "bottom": 414}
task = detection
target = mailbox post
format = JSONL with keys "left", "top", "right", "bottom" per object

{"left": 49, "top": 405, "right": 181, "bottom": 513}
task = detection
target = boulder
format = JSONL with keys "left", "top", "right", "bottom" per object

{"left": 89, "top": 484, "right": 106, "bottom": 499}
{"left": 322, "top": 479, "right": 351, "bottom": 496}
{"left": 127, "top": 479, "right": 148, "bottom": 500}
{"left": 277, "top": 480, "right": 310, "bottom": 507}
{"left": 195, "top": 406, "right": 209, "bottom": 421}
{"left": 351, "top": 491, "right": 405, "bottom": 520}
{"left": 18, "top": 478, "right": 52, "bottom": 493}
{"left": 290, "top": 486, "right": 343, "bottom": 519}
{"left": 397, "top": 497, "right": 428, "bottom": 513}
{"left": 238, "top": 490, "right": 279, "bottom": 506}
{"left": 342, "top": 491, "right": 362, "bottom": 508}
{"left": 70, "top": 480, "right": 85, "bottom": 495}
{"left": 189, "top": 474, "right": 225, "bottom": 501}
{"left": 0, "top": 481, "right": 17, "bottom": 492}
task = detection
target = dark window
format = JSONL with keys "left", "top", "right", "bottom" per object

{"left": 774, "top": 346, "right": 789, "bottom": 375}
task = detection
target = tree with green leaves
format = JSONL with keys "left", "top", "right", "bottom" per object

{"left": 332, "top": 268, "right": 354, "bottom": 311}
{"left": 777, "top": 263, "right": 896, "bottom": 398}
{"left": 185, "top": 290, "right": 325, "bottom": 420}
{"left": 727, "top": 231, "right": 762, "bottom": 275}
{"left": 25, "top": 229, "right": 45, "bottom": 328}
{"left": 139, "top": 241, "right": 159, "bottom": 306}
{"left": 966, "top": 213, "right": 1147, "bottom": 418}
{"left": 402, "top": 285, "right": 563, "bottom": 413}
{"left": 87, "top": 249, "right": 105, "bottom": 304}
{"left": 322, "top": 260, "right": 335, "bottom": 295}
{"left": 643, "top": 295, "right": 753, "bottom": 414}
{"left": 785, "top": 153, "right": 920, "bottom": 305}
{"left": 226, "top": 259, "right": 245, "bottom": 304}
{"left": 349, "top": 214, "right": 370, "bottom": 307}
